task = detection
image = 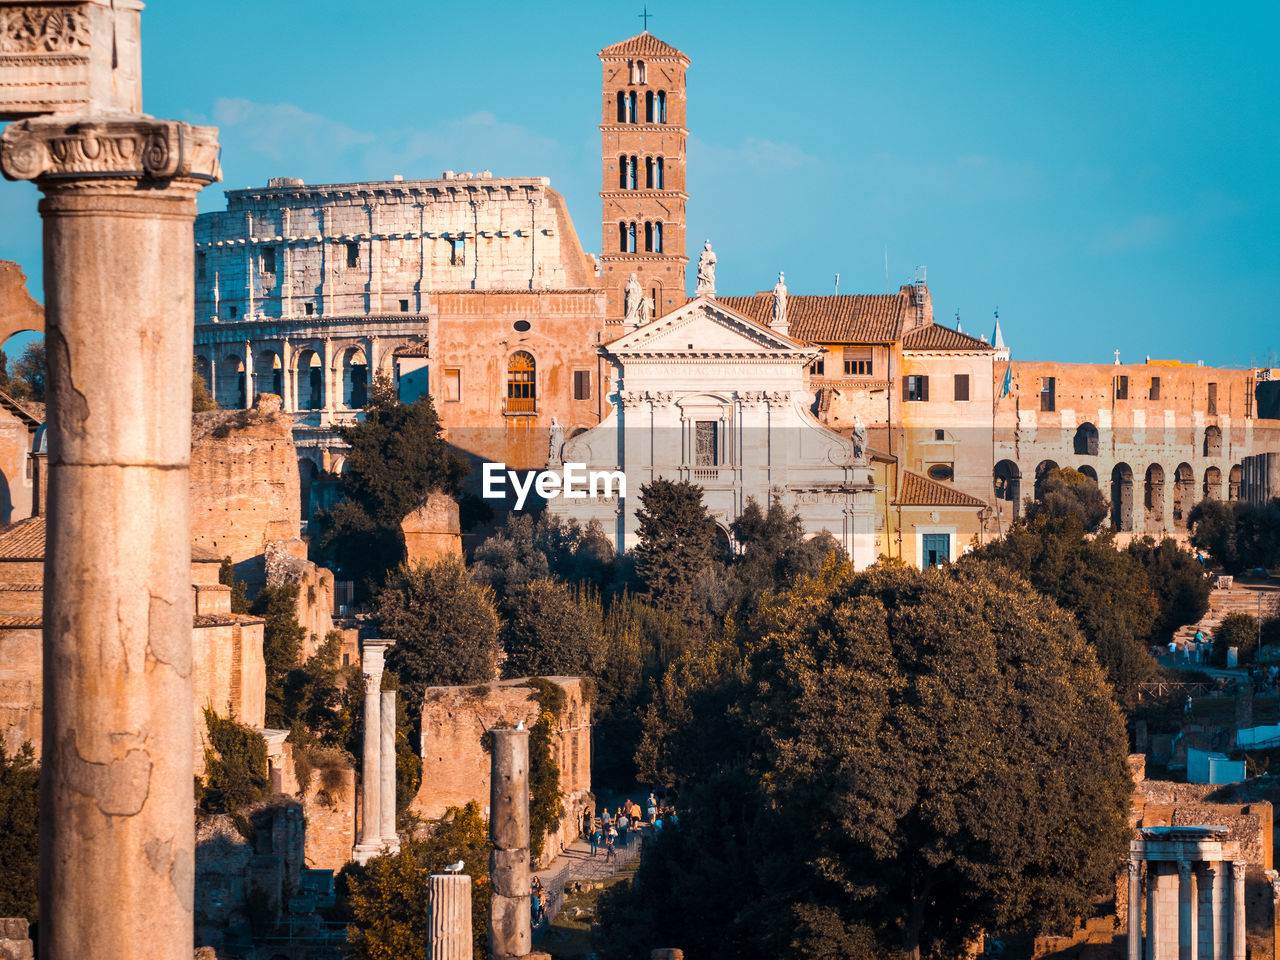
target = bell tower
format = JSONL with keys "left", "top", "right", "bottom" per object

{"left": 599, "top": 31, "right": 689, "bottom": 324}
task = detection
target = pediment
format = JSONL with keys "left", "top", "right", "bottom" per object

{"left": 605, "top": 296, "right": 810, "bottom": 356}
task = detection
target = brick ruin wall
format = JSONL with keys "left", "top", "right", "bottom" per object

{"left": 301, "top": 765, "right": 356, "bottom": 872}
{"left": 412, "top": 677, "right": 592, "bottom": 865}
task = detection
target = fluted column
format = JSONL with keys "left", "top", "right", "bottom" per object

{"left": 1, "top": 112, "right": 220, "bottom": 960}
{"left": 380, "top": 687, "right": 399, "bottom": 853}
{"left": 489, "top": 727, "right": 531, "bottom": 960}
{"left": 1232, "top": 861, "right": 1246, "bottom": 960}
{"left": 1128, "top": 857, "right": 1142, "bottom": 960}
{"left": 1178, "top": 860, "right": 1196, "bottom": 960}
{"left": 353, "top": 639, "right": 391, "bottom": 863}
{"left": 428, "top": 873, "right": 472, "bottom": 960}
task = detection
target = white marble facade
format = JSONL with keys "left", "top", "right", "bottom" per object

{"left": 550, "top": 296, "right": 878, "bottom": 565}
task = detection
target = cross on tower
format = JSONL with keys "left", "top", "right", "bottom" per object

{"left": 638, "top": 5, "right": 653, "bottom": 30}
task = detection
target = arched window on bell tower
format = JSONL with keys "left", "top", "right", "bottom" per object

{"left": 637, "top": 60, "right": 647, "bottom": 83}
{"left": 616, "top": 91, "right": 625, "bottom": 123}
{"left": 628, "top": 156, "right": 638, "bottom": 190}
{"left": 646, "top": 91, "right": 655, "bottom": 123}
{"left": 657, "top": 91, "right": 667, "bottom": 123}
{"left": 644, "top": 222, "right": 653, "bottom": 253}
{"left": 618, "top": 221, "right": 627, "bottom": 253}
{"left": 654, "top": 221, "right": 663, "bottom": 253}
{"left": 646, "top": 157, "right": 654, "bottom": 189}
{"left": 627, "top": 222, "right": 637, "bottom": 253}
{"left": 628, "top": 91, "right": 638, "bottom": 123}
{"left": 656, "top": 157, "right": 665, "bottom": 189}
{"left": 618, "top": 155, "right": 627, "bottom": 189}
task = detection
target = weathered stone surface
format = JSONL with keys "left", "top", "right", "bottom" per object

{"left": 0, "top": 260, "right": 43, "bottom": 345}
{"left": 490, "top": 728, "right": 530, "bottom": 851}
{"left": 402, "top": 492, "right": 462, "bottom": 567}
{"left": 428, "top": 873, "right": 472, "bottom": 960}
{"left": 488, "top": 893, "right": 531, "bottom": 960}
{"left": 490, "top": 847, "right": 528, "bottom": 896}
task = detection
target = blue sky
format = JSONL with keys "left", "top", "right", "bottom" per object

{"left": 1, "top": 0, "right": 1276, "bottom": 366}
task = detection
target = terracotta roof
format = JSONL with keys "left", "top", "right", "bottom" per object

{"left": 599, "top": 31, "right": 687, "bottom": 59}
{"left": 902, "top": 323, "right": 993, "bottom": 352}
{"left": 0, "top": 516, "right": 45, "bottom": 559}
{"left": 0, "top": 390, "right": 43, "bottom": 426}
{"left": 895, "top": 471, "right": 988, "bottom": 508}
{"left": 717, "top": 294, "right": 904, "bottom": 344}
{"left": 0, "top": 615, "right": 40, "bottom": 628}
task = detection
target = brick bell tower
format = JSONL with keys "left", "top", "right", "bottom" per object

{"left": 599, "top": 31, "right": 690, "bottom": 324}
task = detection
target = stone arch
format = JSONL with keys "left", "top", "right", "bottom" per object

{"left": 1203, "top": 425, "right": 1222, "bottom": 458}
{"left": 1229, "top": 464, "right": 1243, "bottom": 501}
{"left": 1203, "top": 466, "right": 1222, "bottom": 500}
{"left": 1173, "top": 462, "right": 1194, "bottom": 527}
{"left": 299, "top": 456, "right": 320, "bottom": 521}
{"left": 994, "top": 460, "right": 1021, "bottom": 516}
{"left": 217, "top": 353, "right": 246, "bottom": 409}
{"left": 1073, "top": 422, "right": 1099, "bottom": 457}
{"left": 506, "top": 350, "right": 537, "bottom": 414}
{"left": 1144, "top": 464, "right": 1165, "bottom": 529}
{"left": 294, "top": 347, "right": 323, "bottom": 410}
{"left": 337, "top": 345, "right": 368, "bottom": 409}
{"left": 1110, "top": 462, "right": 1134, "bottom": 531}
{"left": 1034, "top": 459, "right": 1059, "bottom": 500}
{"left": 255, "top": 348, "right": 282, "bottom": 399}
{"left": 1078, "top": 465, "right": 1098, "bottom": 483}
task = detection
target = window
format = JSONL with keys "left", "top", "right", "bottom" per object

{"left": 954, "top": 373, "right": 970, "bottom": 402}
{"left": 513, "top": 320, "right": 531, "bottom": 332}
{"left": 656, "top": 157, "right": 665, "bottom": 189}
{"left": 399, "top": 299, "right": 410, "bottom": 312}
{"left": 905, "top": 375, "right": 929, "bottom": 401}
{"left": 644, "top": 221, "right": 654, "bottom": 252}
{"left": 844, "top": 348, "right": 872, "bottom": 376}
{"left": 921, "top": 533, "right": 950, "bottom": 568}
{"left": 346, "top": 241, "right": 360, "bottom": 268}
{"left": 506, "top": 351, "right": 536, "bottom": 414}
{"left": 628, "top": 155, "right": 638, "bottom": 190}
{"left": 934, "top": 429, "right": 945, "bottom": 441}
{"left": 1040, "top": 376, "right": 1055, "bottom": 412}
{"left": 646, "top": 90, "right": 655, "bottom": 122}
{"left": 625, "top": 222, "right": 637, "bottom": 253}
{"left": 618, "top": 221, "right": 627, "bottom": 253}
{"left": 1207, "top": 382, "right": 1218, "bottom": 416}
{"left": 653, "top": 222, "right": 663, "bottom": 253}
{"left": 260, "top": 247, "right": 276, "bottom": 274}
{"left": 695, "top": 421, "right": 718, "bottom": 466}
{"left": 628, "top": 91, "right": 637, "bottom": 123}
{"left": 573, "top": 370, "right": 591, "bottom": 401}
{"left": 443, "top": 368, "right": 461, "bottom": 403}
{"left": 636, "top": 60, "right": 646, "bottom": 84}
{"left": 657, "top": 90, "right": 667, "bottom": 123}
{"left": 228, "top": 305, "right": 238, "bottom": 319}
{"left": 196, "top": 250, "right": 207, "bottom": 281}
{"left": 305, "top": 302, "right": 314, "bottom": 316}
{"left": 1149, "top": 376, "right": 1161, "bottom": 400}
{"left": 927, "top": 463, "right": 954, "bottom": 481}
{"left": 618, "top": 155, "right": 627, "bottom": 189}
{"left": 616, "top": 91, "right": 626, "bottom": 123}
{"left": 1114, "top": 375, "right": 1129, "bottom": 400}
{"left": 809, "top": 358, "right": 825, "bottom": 376}
{"left": 646, "top": 156, "right": 654, "bottom": 188}
{"left": 449, "top": 237, "right": 465, "bottom": 266}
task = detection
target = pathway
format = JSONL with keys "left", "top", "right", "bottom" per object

{"left": 532, "top": 830, "right": 646, "bottom": 937}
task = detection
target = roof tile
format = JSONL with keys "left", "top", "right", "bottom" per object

{"left": 599, "top": 32, "right": 687, "bottom": 59}
{"left": 902, "top": 324, "right": 993, "bottom": 352}
{"left": 717, "top": 294, "right": 904, "bottom": 344}
{"left": 895, "top": 471, "right": 988, "bottom": 508}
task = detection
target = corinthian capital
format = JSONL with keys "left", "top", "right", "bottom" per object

{"left": 1, "top": 115, "right": 221, "bottom": 183}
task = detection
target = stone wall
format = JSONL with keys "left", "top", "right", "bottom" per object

{"left": 401, "top": 492, "right": 462, "bottom": 567}
{"left": 263, "top": 538, "right": 334, "bottom": 659}
{"left": 412, "top": 678, "right": 592, "bottom": 863}
{"left": 191, "top": 396, "right": 301, "bottom": 585}
{"left": 0, "top": 626, "right": 38, "bottom": 755}
{"left": 1137, "top": 779, "right": 1274, "bottom": 870}
{"left": 301, "top": 764, "right": 356, "bottom": 872}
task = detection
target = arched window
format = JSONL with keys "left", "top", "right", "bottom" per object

{"left": 657, "top": 91, "right": 667, "bottom": 122}
{"left": 506, "top": 351, "right": 536, "bottom": 414}
{"left": 644, "top": 222, "right": 654, "bottom": 253}
{"left": 616, "top": 91, "right": 625, "bottom": 123}
{"left": 627, "top": 222, "right": 637, "bottom": 253}
{"left": 1073, "top": 422, "right": 1099, "bottom": 456}
{"left": 646, "top": 90, "right": 655, "bottom": 123}
{"left": 618, "top": 155, "right": 627, "bottom": 189}
{"left": 654, "top": 221, "right": 663, "bottom": 253}
{"left": 1111, "top": 463, "right": 1134, "bottom": 531}
{"left": 646, "top": 157, "right": 654, "bottom": 189}
{"left": 627, "top": 91, "right": 637, "bottom": 123}
{"left": 628, "top": 156, "right": 638, "bottom": 190}
{"left": 1204, "top": 425, "right": 1222, "bottom": 457}
{"left": 656, "top": 157, "right": 665, "bottom": 188}
{"left": 618, "top": 221, "right": 627, "bottom": 253}
{"left": 637, "top": 60, "right": 646, "bottom": 83}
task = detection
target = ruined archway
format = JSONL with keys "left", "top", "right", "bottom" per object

{"left": 1144, "top": 464, "right": 1165, "bottom": 530}
{"left": 1111, "top": 462, "right": 1134, "bottom": 532}
{"left": 294, "top": 348, "right": 323, "bottom": 410}
{"left": 1229, "top": 464, "right": 1242, "bottom": 501}
{"left": 1173, "top": 462, "right": 1194, "bottom": 527}
{"left": 255, "top": 348, "right": 282, "bottom": 400}
{"left": 1034, "top": 460, "right": 1059, "bottom": 501}
{"left": 1078, "top": 465, "right": 1098, "bottom": 483}
{"left": 1203, "top": 466, "right": 1222, "bottom": 500}
{"left": 1073, "top": 422, "right": 1099, "bottom": 457}
{"left": 1203, "top": 425, "right": 1222, "bottom": 458}
{"left": 338, "top": 345, "right": 368, "bottom": 409}
{"left": 217, "top": 353, "right": 246, "bottom": 409}
{"left": 994, "top": 460, "right": 1021, "bottom": 518}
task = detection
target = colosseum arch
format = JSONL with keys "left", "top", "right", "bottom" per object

{"left": 1229, "top": 464, "right": 1243, "bottom": 501}
{"left": 1073, "top": 422, "right": 1099, "bottom": 457}
{"left": 1033, "top": 460, "right": 1059, "bottom": 501}
{"left": 1203, "top": 466, "right": 1222, "bottom": 500}
{"left": 255, "top": 348, "right": 282, "bottom": 399}
{"left": 216, "top": 353, "right": 246, "bottom": 409}
{"left": 1078, "top": 465, "right": 1098, "bottom": 483}
{"left": 994, "top": 460, "right": 1021, "bottom": 517}
{"left": 1110, "top": 462, "right": 1134, "bottom": 531}
{"left": 1144, "top": 464, "right": 1165, "bottom": 529}
{"left": 1203, "top": 425, "right": 1222, "bottom": 457}
{"left": 1173, "top": 463, "right": 1195, "bottom": 527}
{"left": 293, "top": 347, "right": 324, "bottom": 410}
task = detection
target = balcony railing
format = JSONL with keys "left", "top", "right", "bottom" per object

{"left": 504, "top": 396, "right": 537, "bottom": 415}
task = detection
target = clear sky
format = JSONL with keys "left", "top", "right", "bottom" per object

{"left": 1, "top": 0, "right": 1276, "bottom": 367}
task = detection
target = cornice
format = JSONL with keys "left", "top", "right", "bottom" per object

{"left": 599, "top": 124, "right": 689, "bottom": 136}
{"left": 1, "top": 116, "right": 220, "bottom": 184}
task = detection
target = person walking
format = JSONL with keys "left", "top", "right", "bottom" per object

{"left": 581, "top": 807, "right": 592, "bottom": 840}
{"left": 617, "top": 810, "right": 630, "bottom": 848}
{"left": 590, "top": 827, "right": 600, "bottom": 857}
{"left": 646, "top": 793, "right": 657, "bottom": 824}
{"left": 605, "top": 824, "right": 617, "bottom": 862}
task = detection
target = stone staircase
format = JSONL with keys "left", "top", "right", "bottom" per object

{"left": 1173, "top": 585, "right": 1280, "bottom": 646}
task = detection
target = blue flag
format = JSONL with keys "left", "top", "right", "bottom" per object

{"left": 1000, "top": 361, "right": 1012, "bottom": 398}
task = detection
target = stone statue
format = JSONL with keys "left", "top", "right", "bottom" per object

{"left": 695, "top": 239, "right": 717, "bottom": 298}
{"left": 624, "top": 272, "right": 643, "bottom": 326}
{"left": 771, "top": 271, "right": 788, "bottom": 330}
{"left": 548, "top": 416, "right": 564, "bottom": 466}
{"left": 639, "top": 295, "right": 654, "bottom": 326}
{"left": 851, "top": 413, "right": 868, "bottom": 464}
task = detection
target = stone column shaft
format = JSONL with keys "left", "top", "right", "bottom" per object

{"left": 1232, "top": 861, "right": 1246, "bottom": 960}
{"left": 428, "top": 873, "right": 472, "bottom": 960}
{"left": 2, "top": 113, "right": 220, "bottom": 960}
{"left": 1146, "top": 862, "right": 1157, "bottom": 960}
{"left": 489, "top": 727, "right": 531, "bottom": 960}
{"left": 1178, "top": 860, "right": 1196, "bottom": 960}
{"left": 380, "top": 688, "right": 398, "bottom": 850}
{"left": 243, "top": 340, "right": 253, "bottom": 408}
{"left": 1128, "top": 858, "right": 1142, "bottom": 960}
{"left": 359, "top": 677, "right": 381, "bottom": 845}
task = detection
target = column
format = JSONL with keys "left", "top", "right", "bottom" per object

{"left": 243, "top": 340, "right": 254, "bottom": 408}
{"left": 322, "top": 337, "right": 335, "bottom": 419}
{"left": 428, "top": 873, "right": 472, "bottom": 960}
{"left": 1199, "top": 864, "right": 1217, "bottom": 960}
{"left": 1147, "top": 861, "right": 1158, "bottom": 960}
{"left": 1, "top": 114, "right": 220, "bottom": 960}
{"left": 281, "top": 339, "right": 293, "bottom": 412}
{"left": 489, "top": 727, "right": 531, "bottom": 960}
{"left": 1178, "top": 860, "right": 1196, "bottom": 960}
{"left": 380, "top": 687, "right": 399, "bottom": 854}
{"left": 1129, "top": 857, "right": 1142, "bottom": 960}
{"left": 353, "top": 639, "right": 391, "bottom": 863}
{"left": 1232, "top": 861, "right": 1246, "bottom": 960}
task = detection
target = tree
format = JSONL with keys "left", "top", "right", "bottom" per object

{"left": 193, "top": 370, "right": 219, "bottom": 411}
{"left": 472, "top": 513, "right": 618, "bottom": 598}
{"left": 250, "top": 582, "right": 309, "bottom": 728}
{"left": 1190, "top": 498, "right": 1280, "bottom": 574}
{"left": 1215, "top": 612, "right": 1260, "bottom": 666}
{"left": 609, "top": 561, "right": 1133, "bottom": 960}
{"left": 502, "top": 578, "right": 604, "bottom": 678}
{"left": 378, "top": 557, "right": 499, "bottom": 724}
{"left": 317, "top": 376, "right": 466, "bottom": 597}
{"left": 1025, "top": 467, "right": 1109, "bottom": 533}
{"left": 218, "top": 557, "right": 250, "bottom": 614}
{"left": 728, "top": 496, "right": 840, "bottom": 609}
{"left": 2, "top": 340, "right": 46, "bottom": 402}
{"left": 0, "top": 742, "right": 38, "bottom": 922}
{"left": 344, "top": 802, "right": 491, "bottom": 959}
{"left": 200, "top": 709, "right": 270, "bottom": 814}
{"left": 632, "top": 478, "right": 721, "bottom": 621}
{"left": 1127, "top": 537, "right": 1211, "bottom": 643}
{"left": 1189, "top": 499, "right": 1244, "bottom": 572}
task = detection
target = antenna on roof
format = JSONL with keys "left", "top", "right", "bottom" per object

{"left": 834, "top": 272, "right": 840, "bottom": 295}
{"left": 884, "top": 247, "right": 888, "bottom": 294}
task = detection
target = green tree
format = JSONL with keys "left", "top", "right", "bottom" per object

{"left": 1189, "top": 498, "right": 1244, "bottom": 572}
{"left": 200, "top": 709, "right": 270, "bottom": 814}
{"left": 193, "top": 370, "right": 219, "bottom": 411}
{"left": 6, "top": 340, "right": 45, "bottom": 402}
{"left": 343, "top": 802, "right": 491, "bottom": 959}
{"left": 472, "top": 513, "right": 618, "bottom": 598}
{"left": 1190, "top": 498, "right": 1280, "bottom": 574}
{"left": 632, "top": 478, "right": 721, "bottom": 622}
{"left": 0, "top": 742, "right": 38, "bottom": 922}
{"left": 317, "top": 376, "right": 466, "bottom": 597}
{"left": 1215, "top": 612, "right": 1260, "bottom": 666}
{"left": 250, "top": 582, "right": 309, "bottom": 728}
{"left": 218, "top": 557, "right": 250, "bottom": 613}
{"left": 502, "top": 579, "right": 604, "bottom": 678}
{"left": 1127, "top": 537, "right": 1211, "bottom": 642}
{"left": 1026, "top": 466, "right": 1109, "bottom": 533}
{"left": 378, "top": 557, "right": 499, "bottom": 725}
{"left": 728, "top": 496, "right": 840, "bottom": 609}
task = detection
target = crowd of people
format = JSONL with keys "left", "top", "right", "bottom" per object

{"left": 580, "top": 792, "right": 678, "bottom": 861}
